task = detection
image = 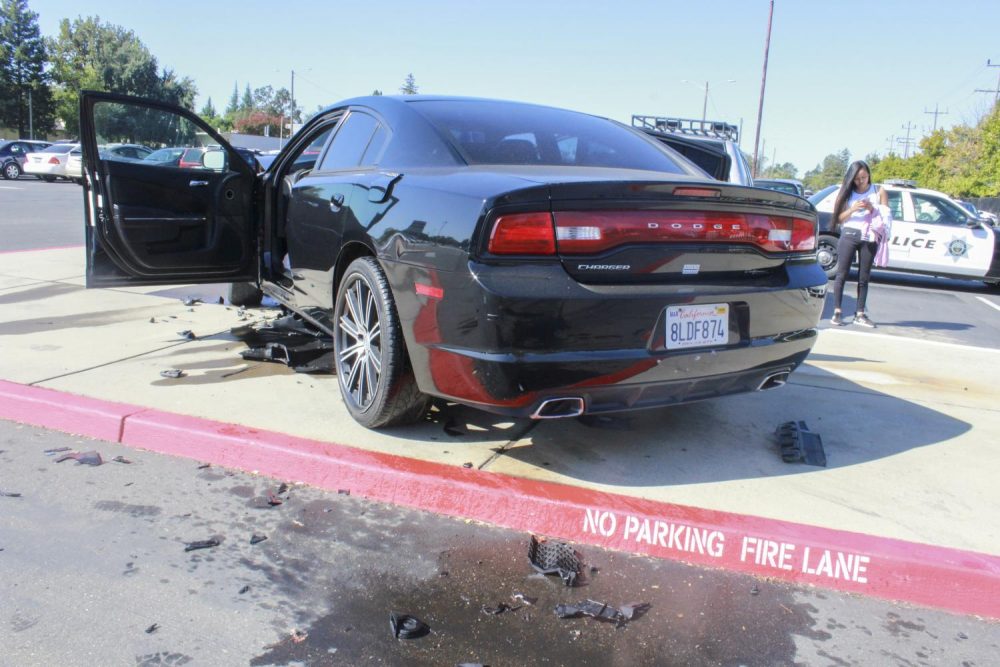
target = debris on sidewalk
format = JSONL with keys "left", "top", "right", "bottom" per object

{"left": 159, "top": 369, "right": 186, "bottom": 379}
{"left": 250, "top": 534, "right": 268, "bottom": 545}
{"left": 177, "top": 330, "right": 196, "bottom": 340}
{"left": 528, "top": 535, "right": 581, "bottom": 586}
{"left": 775, "top": 421, "right": 827, "bottom": 467}
{"left": 390, "top": 612, "right": 430, "bottom": 640}
{"left": 264, "top": 629, "right": 308, "bottom": 649}
{"left": 232, "top": 313, "right": 334, "bottom": 374}
{"left": 511, "top": 593, "right": 537, "bottom": 606}
{"left": 239, "top": 585, "right": 250, "bottom": 594}
{"left": 481, "top": 602, "right": 516, "bottom": 615}
{"left": 183, "top": 297, "right": 202, "bottom": 307}
{"left": 112, "top": 455, "right": 132, "bottom": 464}
{"left": 184, "top": 538, "right": 221, "bottom": 552}
{"left": 43, "top": 447, "right": 72, "bottom": 455}
{"left": 145, "top": 623, "right": 160, "bottom": 634}
{"left": 55, "top": 451, "right": 104, "bottom": 466}
{"left": 554, "top": 599, "right": 649, "bottom": 626}
{"left": 0, "top": 490, "right": 22, "bottom": 497}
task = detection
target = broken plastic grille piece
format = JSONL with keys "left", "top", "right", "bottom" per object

{"left": 528, "top": 535, "right": 581, "bottom": 586}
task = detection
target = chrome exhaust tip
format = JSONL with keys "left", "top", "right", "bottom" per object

{"left": 757, "top": 371, "right": 790, "bottom": 391}
{"left": 531, "top": 397, "right": 586, "bottom": 419}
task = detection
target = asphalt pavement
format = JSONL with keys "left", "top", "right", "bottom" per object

{"left": 3, "top": 419, "right": 997, "bottom": 666}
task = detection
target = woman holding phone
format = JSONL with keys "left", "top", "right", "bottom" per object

{"left": 828, "top": 160, "right": 888, "bottom": 327}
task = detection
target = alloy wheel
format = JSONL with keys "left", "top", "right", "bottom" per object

{"left": 336, "top": 274, "right": 382, "bottom": 411}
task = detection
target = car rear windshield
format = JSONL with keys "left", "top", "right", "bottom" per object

{"left": 409, "top": 100, "right": 688, "bottom": 173}
{"left": 46, "top": 144, "right": 76, "bottom": 154}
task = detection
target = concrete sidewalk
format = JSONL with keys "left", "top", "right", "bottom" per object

{"left": 3, "top": 247, "right": 999, "bottom": 617}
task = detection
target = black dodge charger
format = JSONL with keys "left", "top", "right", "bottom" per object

{"left": 79, "top": 92, "right": 826, "bottom": 428}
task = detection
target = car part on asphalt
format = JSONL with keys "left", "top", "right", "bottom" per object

{"left": 0, "top": 490, "right": 22, "bottom": 497}
{"left": 481, "top": 602, "right": 516, "bottom": 615}
{"left": 159, "top": 369, "right": 185, "bottom": 379}
{"left": 145, "top": 623, "right": 159, "bottom": 634}
{"left": 233, "top": 315, "right": 334, "bottom": 374}
{"left": 250, "top": 534, "right": 268, "bottom": 545}
{"left": 43, "top": 447, "right": 72, "bottom": 455}
{"left": 775, "top": 421, "right": 827, "bottom": 466}
{"left": 389, "top": 612, "right": 430, "bottom": 639}
{"left": 111, "top": 455, "right": 132, "bottom": 464}
{"left": 184, "top": 538, "right": 221, "bottom": 552}
{"left": 177, "top": 330, "right": 196, "bottom": 340}
{"left": 554, "top": 599, "right": 649, "bottom": 626}
{"left": 528, "top": 535, "right": 582, "bottom": 586}
{"left": 55, "top": 451, "right": 104, "bottom": 465}
{"left": 239, "top": 585, "right": 251, "bottom": 594}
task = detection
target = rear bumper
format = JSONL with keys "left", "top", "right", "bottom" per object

{"left": 388, "top": 259, "right": 827, "bottom": 418}
{"left": 24, "top": 161, "right": 66, "bottom": 177}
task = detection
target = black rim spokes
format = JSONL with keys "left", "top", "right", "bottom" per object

{"left": 338, "top": 276, "right": 382, "bottom": 408}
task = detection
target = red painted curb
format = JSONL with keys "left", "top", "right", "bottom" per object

{"left": 2, "top": 379, "right": 998, "bottom": 618}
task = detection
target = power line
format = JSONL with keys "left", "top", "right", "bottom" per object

{"left": 898, "top": 121, "right": 917, "bottom": 159}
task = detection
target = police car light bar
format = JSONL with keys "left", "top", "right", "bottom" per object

{"left": 883, "top": 178, "right": 917, "bottom": 188}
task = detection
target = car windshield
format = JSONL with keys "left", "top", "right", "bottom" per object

{"left": 808, "top": 185, "right": 839, "bottom": 206}
{"left": 409, "top": 99, "right": 689, "bottom": 173}
{"left": 759, "top": 181, "right": 800, "bottom": 195}
{"left": 145, "top": 148, "right": 184, "bottom": 162}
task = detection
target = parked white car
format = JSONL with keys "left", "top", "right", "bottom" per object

{"left": 24, "top": 143, "right": 80, "bottom": 181}
{"left": 66, "top": 144, "right": 153, "bottom": 184}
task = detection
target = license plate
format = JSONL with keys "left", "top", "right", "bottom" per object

{"left": 665, "top": 303, "right": 729, "bottom": 350}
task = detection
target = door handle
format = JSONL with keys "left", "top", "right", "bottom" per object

{"left": 189, "top": 180, "right": 209, "bottom": 187}
{"left": 330, "top": 193, "right": 345, "bottom": 212}
{"left": 913, "top": 228, "right": 930, "bottom": 234}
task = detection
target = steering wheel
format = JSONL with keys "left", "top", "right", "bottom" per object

{"left": 917, "top": 213, "right": 933, "bottom": 222}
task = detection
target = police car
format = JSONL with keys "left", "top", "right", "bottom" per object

{"left": 810, "top": 180, "right": 1000, "bottom": 287}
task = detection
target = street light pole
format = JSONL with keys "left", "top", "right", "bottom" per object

{"left": 752, "top": 0, "right": 774, "bottom": 178}
{"left": 701, "top": 81, "right": 708, "bottom": 121}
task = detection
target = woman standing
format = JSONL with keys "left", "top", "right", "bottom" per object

{"left": 829, "top": 160, "right": 888, "bottom": 327}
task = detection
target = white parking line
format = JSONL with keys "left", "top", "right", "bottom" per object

{"left": 0, "top": 185, "right": 24, "bottom": 190}
{"left": 976, "top": 296, "right": 1000, "bottom": 313}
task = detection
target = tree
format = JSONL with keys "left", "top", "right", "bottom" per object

{"left": 0, "top": 0, "right": 56, "bottom": 137}
{"left": 760, "top": 161, "right": 798, "bottom": 179}
{"left": 199, "top": 97, "right": 217, "bottom": 118}
{"left": 371, "top": 89, "right": 383, "bottom": 96}
{"left": 225, "top": 82, "right": 239, "bottom": 114}
{"left": 240, "top": 83, "right": 253, "bottom": 111}
{"left": 47, "top": 16, "right": 197, "bottom": 136}
{"left": 400, "top": 73, "right": 418, "bottom": 95}
{"left": 803, "top": 149, "right": 850, "bottom": 192}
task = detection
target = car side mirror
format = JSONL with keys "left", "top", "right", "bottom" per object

{"left": 203, "top": 150, "right": 226, "bottom": 171}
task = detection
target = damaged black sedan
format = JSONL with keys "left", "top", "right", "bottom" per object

{"left": 79, "top": 93, "right": 826, "bottom": 428}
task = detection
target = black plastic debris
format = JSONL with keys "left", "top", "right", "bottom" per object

{"left": 0, "top": 490, "right": 22, "bottom": 498}
{"left": 338, "top": 489, "right": 350, "bottom": 496}
{"left": 554, "top": 599, "right": 648, "bottom": 626}
{"left": 197, "top": 463, "right": 211, "bottom": 469}
{"left": 112, "top": 455, "right": 132, "bottom": 464}
{"left": 183, "top": 297, "right": 202, "bottom": 306}
{"left": 238, "top": 585, "right": 250, "bottom": 594}
{"left": 750, "top": 583, "right": 760, "bottom": 596}
{"left": 250, "top": 534, "right": 268, "bottom": 545}
{"left": 55, "top": 451, "right": 103, "bottom": 466}
{"left": 184, "top": 538, "right": 220, "bottom": 552}
{"left": 390, "top": 613, "right": 430, "bottom": 640}
{"left": 177, "top": 330, "right": 196, "bottom": 340}
{"left": 528, "top": 535, "right": 581, "bottom": 586}
{"left": 462, "top": 462, "right": 474, "bottom": 469}
{"left": 148, "top": 317, "right": 156, "bottom": 324}
{"left": 775, "top": 421, "right": 827, "bottom": 467}
{"left": 160, "top": 369, "right": 185, "bottom": 379}
{"left": 145, "top": 623, "right": 159, "bottom": 634}
{"left": 232, "top": 313, "right": 334, "bottom": 374}
{"left": 217, "top": 296, "right": 224, "bottom": 305}
{"left": 267, "top": 492, "right": 283, "bottom": 506}
{"left": 511, "top": 593, "right": 537, "bottom": 606}
{"left": 481, "top": 603, "right": 515, "bottom": 615}
{"left": 44, "top": 447, "right": 72, "bottom": 455}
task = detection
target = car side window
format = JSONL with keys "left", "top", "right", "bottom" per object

{"left": 886, "top": 190, "right": 903, "bottom": 221}
{"left": 288, "top": 125, "right": 336, "bottom": 174}
{"left": 912, "top": 194, "right": 966, "bottom": 226}
{"left": 317, "top": 111, "right": 379, "bottom": 172}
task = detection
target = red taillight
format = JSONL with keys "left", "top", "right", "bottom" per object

{"left": 48, "top": 156, "right": 61, "bottom": 165}
{"left": 553, "top": 211, "right": 815, "bottom": 254}
{"left": 488, "top": 213, "right": 556, "bottom": 255}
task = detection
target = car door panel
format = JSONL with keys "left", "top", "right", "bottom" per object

{"left": 80, "top": 91, "right": 258, "bottom": 287}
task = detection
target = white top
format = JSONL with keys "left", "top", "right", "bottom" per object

{"left": 842, "top": 184, "right": 879, "bottom": 241}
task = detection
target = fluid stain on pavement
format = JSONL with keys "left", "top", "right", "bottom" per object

{"left": 246, "top": 497, "right": 834, "bottom": 667}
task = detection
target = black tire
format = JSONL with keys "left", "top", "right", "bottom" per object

{"left": 227, "top": 281, "right": 263, "bottom": 307}
{"left": 817, "top": 234, "right": 839, "bottom": 279}
{"left": 333, "top": 257, "right": 429, "bottom": 428}
{"left": 2, "top": 161, "right": 21, "bottom": 180}
{"left": 41, "top": 175, "right": 56, "bottom": 183}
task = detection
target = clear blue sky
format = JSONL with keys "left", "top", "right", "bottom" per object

{"left": 31, "top": 0, "right": 1000, "bottom": 176}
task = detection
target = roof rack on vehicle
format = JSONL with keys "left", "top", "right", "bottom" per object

{"left": 883, "top": 178, "right": 917, "bottom": 188}
{"left": 631, "top": 115, "right": 739, "bottom": 142}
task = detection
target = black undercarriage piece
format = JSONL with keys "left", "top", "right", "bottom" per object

{"left": 775, "top": 420, "right": 827, "bottom": 467}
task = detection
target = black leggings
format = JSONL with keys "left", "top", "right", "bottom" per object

{"left": 832, "top": 230, "right": 877, "bottom": 313}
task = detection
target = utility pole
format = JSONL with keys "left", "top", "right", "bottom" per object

{"left": 290, "top": 70, "right": 295, "bottom": 125}
{"left": 752, "top": 0, "right": 774, "bottom": 178}
{"left": 975, "top": 59, "right": 1000, "bottom": 104}
{"left": 899, "top": 121, "right": 916, "bottom": 159}
{"left": 28, "top": 87, "right": 34, "bottom": 140}
{"left": 885, "top": 135, "right": 895, "bottom": 155}
{"left": 923, "top": 104, "right": 948, "bottom": 132}
{"left": 702, "top": 81, "right": 708, "bottom": 121}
